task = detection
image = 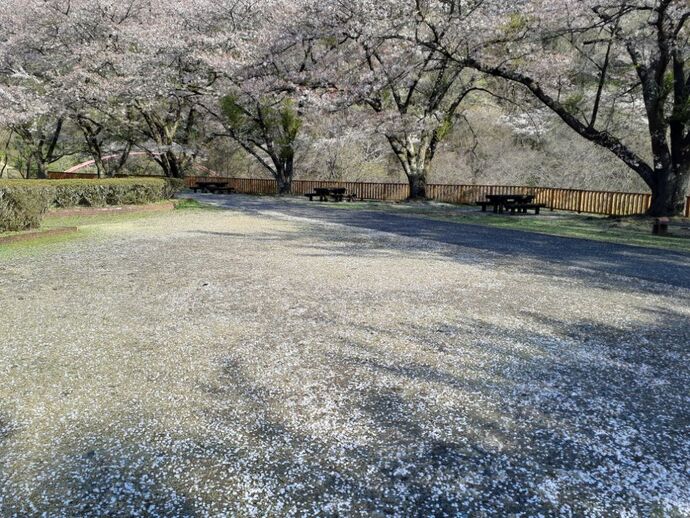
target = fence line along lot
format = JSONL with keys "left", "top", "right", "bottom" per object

{"left": 183, "top": 176, "right": 690, "bottom": 217}
{"left": 46, "top": 172, "right": 690, "bottom": 217}
{"left": 1, "top": 199, "right": 688, "bottom": 516}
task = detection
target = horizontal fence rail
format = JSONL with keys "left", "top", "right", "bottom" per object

{"left": 49, "top": 172, "right": 689, "bottom": 217}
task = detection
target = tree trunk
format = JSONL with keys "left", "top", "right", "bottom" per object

{"left": 387, "top": 134, "right": 435, "bottom": 201}
{"left": 168, "top": 152, "right": 183, "bottom": 178}
{"left": 93, "top": 151, "right": 106, "bottom": 179}
{"left": 158, "top": 150, "right": 187, "bottom": 179}
{"left": 408, "top": 174, "right": 427, "bottom": 199}
{"left": 24, "top": 156, "right": 32, "bottom": 179}
{"left": 648, "top": 163, "right": 690, "bottom": 217}
{"left": 33, "top": 154, "right": 48, "bottom": 179}
{"left": 275, "top": 157, "right": 293, "bottom": 195}
{"left": 276, "top": 175, "right": 291, "bottom": 195}
{"left": 88, "top": 137, "right": 105, "bottom": 178}
{"left": 109, "top": 143, "right": 133, "bottom": 177}
{"left": 76, "top": 118, "right": 105, "bottom": 178}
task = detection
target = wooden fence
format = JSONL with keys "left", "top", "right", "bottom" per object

{"left": 186, "top": 176, "right": 690, "bottom": 217}
{"left": 292, "top": 180, "right": 410, "bottom": 201}
{"left": 183, "top": 177, "right": 410, "bottom": 201}
{"left": 48, "top": 172, "right": 688, "bottom": 217}
{"left": 426, "top": 184, "right": 658, "bottom": 217}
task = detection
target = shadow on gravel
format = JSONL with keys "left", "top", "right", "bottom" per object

{"left": 0, "top": 411, "right": 14, "bottom": 447}
{"left": 198, "top": 304, "right": 688, "bottom": 515}
{"left": 203, "top": 304, "right": 690, "bottom": 514}
{"left": 1, "top": 307, "right": 687, "bottom": 515}
{"left": 5, "top": 196, "right": 686, "bottom": 516}
{"left": 195, "top": 194, "right": 690, "bottom": 293}
{"left": 0, "top": 432, "right": 199, "bottom": 517}
{"left": 188, "top": 214, "right": 690, "bottom": 299}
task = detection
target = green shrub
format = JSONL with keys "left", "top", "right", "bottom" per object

{"left": 46, "top": 178, "right": 182, "bottom": 208}
{"left": 0, "top": 186, "right": 52, "bottom": 232}
{"left": 0, "top": 178, "right": 182, "bottom": 232}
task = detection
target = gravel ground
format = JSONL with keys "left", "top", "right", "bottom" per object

{"left": 198, "top": 194, "right": 690, "bottom": 291}
{"left": 0, "top": 198, "right": 689, "bottom": 517}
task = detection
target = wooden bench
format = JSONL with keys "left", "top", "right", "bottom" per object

{"left": 330, "top": 188, "right": 347, "bottom": 202}
{"left": 476, "top": 194, "right": 545, "bottom": 215}
{"left": 213, "top": 186, "right": 236, "bottom": 195}
{"left": 305, "top": 188, "right": 355, "bottom": 202}
{"left": 305, "top": 191, "right": 329, "bottom": 202}
{"left": 506, "top": 203, "right": 546, "bottom": 215}
{"left": 191, "top": 182, "right": 235, "bottom": 194}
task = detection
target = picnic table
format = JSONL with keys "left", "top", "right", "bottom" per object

{"left": 191, "top": 180, "right": 236, "bottom": 195}
{"left": 305, "top": 187, "right": 356, "bottom": 202}
{"left": 477, "top": 194, "right": 544, "bottom": 214}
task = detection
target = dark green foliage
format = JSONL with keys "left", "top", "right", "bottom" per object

{"left": 0, "top": 186, "right": 52, "bottom": 232}
{"left": 220, "top": 95, "right": 302, "bottom": 194}
{"left": 220, "top": 95, "right": 246, "bottom": 128}
{"left": 0, "top": 178, "right": 181, "bottom": 232}
{"left": 221, "top": 95, "right": 302, "bottom": 165}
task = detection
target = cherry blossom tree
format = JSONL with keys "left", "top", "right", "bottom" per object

{"left": 0, "top": 0, "right": 78, "bottom": 177}
{"left": 198, "top": 0, "right": 310, "bottom": 193}
{"left": 417, "top": 0, "right": 690, "bottom": 216}
{"left": 295, "top": 0, "right": 487, "bottom": 198}
{"left": 105, "top": 0, "right": 285, "bottom": 178}
{"left": 79, "top": 0, "right": 220, "bottom": 178}
{"left": 0, "top": 1, "right": 147, "bottom": 177}
{"left": 8, "top": 0, "right": 685, "bottom": 214}
{"left": 0, "top": 0, "right": 262, "bottom": 178}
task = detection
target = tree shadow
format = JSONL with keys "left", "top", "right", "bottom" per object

{"left": 198, "top": 194, "right": 690, "bottom": 294}
{"left": 187, "top": 305, "right": 688, "bottom": 515}
{"left": 0, "top": 427, "right": 199, "bottom": 516}
{"left": 1, "top": 306, "right": 687, "bottom": 515}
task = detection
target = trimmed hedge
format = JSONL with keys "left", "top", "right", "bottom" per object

{"left": 0, "top": 178, "right": 183, "bottom": 232}
{"left": 0, "top": 186, "right": 52, "bottom": 232}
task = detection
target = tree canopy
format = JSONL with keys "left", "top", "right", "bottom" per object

{"left": 0, "top": 0, "right": 688, "bottom": 215}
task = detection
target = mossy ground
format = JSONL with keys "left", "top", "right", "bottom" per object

{"left": 1, "top": 202, "right": 185, "bottom": 257}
